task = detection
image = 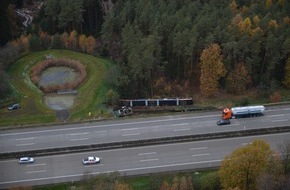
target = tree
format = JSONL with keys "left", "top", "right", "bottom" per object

{"left": 199, "top": 172, "right": 220, "bottom": 190}
{"left": 58, "top": 0, "right": 84, "bottom": 32}
{"left": 86, "top": 35, "right": 96, "bottom": 54}
{"left": 7, "top": 4, "right": 20, "bottom": 39}
{"left": 29, "top": 35, "right": 41, "bottom": 51}
{"left": 277, "top": 141, "right": 290, "bottom": 175}
{"left": 199, "top": 43, "right": 226, "bottom": 97}
{"left": 79, "top": 34, "right": 87, "bottom": 52}
{"left": 0, "top": 70, "right": 12, "bottom": 99}
{"left": 45, "top": 0, "right": 60, "bottom": 33}
{"left": 226, "top": 63, "right": 251, "bottom": 94}
{"left": 69, "top": 30, "right": 78, "bottom": 50}
{"left": 160, "top": 181, "right": 170, "bottom": 190}
{"left": 51, "top": 33, "right": 62, "bottom": 49}
{"left": 114, "top": 180, "right": 132, "bottom": 190}
{"left": 284, "top": 58, "right": 290, "bottom": 88}
{"left": 60, "top": 32, "right": 69, "bottom": 49}
{"left": 219, "top": 140, "right": 273, "bottom": 190}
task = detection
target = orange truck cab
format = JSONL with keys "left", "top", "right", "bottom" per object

{"left": 222, "top": 108, "right": 232, "bottom": 120}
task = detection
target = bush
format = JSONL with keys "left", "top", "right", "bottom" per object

{"left": 235, "top": 97, "right": 249, "bottom": 106}
{"left": 270, "top": 92, "right": 281, "bottom": 103}
{"left": 199, "top": 172, "right": 220, "bottom": 190}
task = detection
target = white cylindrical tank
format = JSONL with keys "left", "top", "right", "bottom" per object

{"left": 231, "top": 105, "right": 265, "bottom": 116}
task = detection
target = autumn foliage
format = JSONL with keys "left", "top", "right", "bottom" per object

{"left": 219, "top": 140, "right": 273, "bottom": 190}
{"left": 226, "top": 63, "right": 251, "bottom": 94}
{"left": 200, "top": 43, "right": 226, "bottom": 97}
{"left": 270, "top": 92, "right": 282, "bottom": 103}
{"left": 30, "top": 58, "right": 87, "bottom": 93}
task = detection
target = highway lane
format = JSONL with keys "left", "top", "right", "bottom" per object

{"left": 0, "top": 105, "right": 290, "bottom": 153}
{"left": 0, "top": 132, "right": 289, "bottom": 189}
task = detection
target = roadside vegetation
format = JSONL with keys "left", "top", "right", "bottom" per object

{"left": 30, "top": 58, "right": 87, "bottom": 93}
{"left": 25, "top": 140, "right": 290, "bottom": 190}
{"left": 0, "top": 49, "right": 113, "bottom": 126}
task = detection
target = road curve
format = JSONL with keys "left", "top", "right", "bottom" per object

{"left": 1, "top": 105, "right": 290, "bottom": 153}
{"left": 0, "top": 132, "right": 289, "bottom": 189}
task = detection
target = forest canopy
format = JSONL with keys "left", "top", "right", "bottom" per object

{"left": 1, "top": 0, "right": 290, "bottom": 99}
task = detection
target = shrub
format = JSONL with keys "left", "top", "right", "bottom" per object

{"left": 270, "top": 92, "right": 281, "bottom": 103}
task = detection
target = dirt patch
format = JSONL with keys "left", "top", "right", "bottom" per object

{"left": 44, "top": 94, "right": 76, "bottom": 110}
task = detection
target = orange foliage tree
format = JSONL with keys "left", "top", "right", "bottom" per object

{"left": 226, "top": 63, "right": 251, "bottom": 94}
{"left": 86, "top": 35, "right": 96, "bottom": 54}
{"left": 219, "top": 140, "right": 273, "bottom": 190}
{"left": 79, "top": 34, "right": 87, "bottom": 53}
{"left": 199, "top": 43, "right": 226, "bottom": 97}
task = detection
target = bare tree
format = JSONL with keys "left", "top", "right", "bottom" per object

{"left": 277, "top": 141, "right": 290, "bottom": 175}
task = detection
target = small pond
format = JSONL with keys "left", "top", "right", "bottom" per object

{"left": 39, "top": 66, "right": 79, "bottom": 87}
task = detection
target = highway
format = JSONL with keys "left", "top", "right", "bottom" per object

{"left": 0, "top": 132, "right": 289, "bottom": 189}
{"left": 0, "top": 105, "right": 290, "bottom": 153}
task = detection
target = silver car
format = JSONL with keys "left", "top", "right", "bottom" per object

{"left": 19, "top": 157, "right": 34, "bottom": 164}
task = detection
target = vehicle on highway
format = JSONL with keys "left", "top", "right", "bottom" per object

{"left": 217, "top": 119, "right": 231, "bottom": 126}
{"left": 222, "top": 105, "right": 265, "bottom": 119}
{"left": 82, "top": 156, "right": 100, "bottom": 165}
{"left": 8, "top": 103, "right": 20, "bottom": 110}
{"left": 19, "top": 157, "right": 34, "bottom": 164}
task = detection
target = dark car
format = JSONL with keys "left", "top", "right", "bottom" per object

{"left": 8, "top": 103, "right": 20, "bottom": 110}
{"left": 217, "top": 119, "right": 231, "bottom": 126}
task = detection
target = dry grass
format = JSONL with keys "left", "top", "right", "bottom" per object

{"left": 30, "top": 58, "right": 87, "bottom": 93}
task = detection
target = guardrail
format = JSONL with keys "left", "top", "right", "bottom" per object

{"left": 1, "top": 125, "right": 290, "bottom": 159}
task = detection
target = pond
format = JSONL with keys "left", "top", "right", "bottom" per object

{"left": 38, "top": 66, "right": 79, "bottom": 110}
{"left": 39, "top": 66, "right": 79, "bottom": 87}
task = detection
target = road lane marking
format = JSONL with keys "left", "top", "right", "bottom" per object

{"left": 138, "top": 152, "right": 156, "bottom": 156}
{"left": 26, "top": 163, "right": 46, "bottom": 167}
{"left": 70, "top": 138, "right": 89, "bottom": 141}
{"left": 69, "top": 132, "right": 88, "bottom": 136}
{"left": 95, "top": 130, "right": 106, "bottom": 134}
{"left": 122, "top": 133, "right": 140, "bottom": 136}
{"left": 242, "top": 142, "right": 252, "bottom": 146}
{"left": 192, "top": 153, "right": 210, "bottom": 157}
{"left": 189, "top": 147, "right": 208, "bottom": 151}
{"left": 171, "top": 123, "right": 189, "bottom": 126}
{"left": 121, "top": 128, "right": 138, "bottom": 131}
{"left": 32, "top": 132, "right": 290, "bottom": 159}
{"left": 0, "top": 114, "right": 221, "bottom": 137}
{"left": 0, "top": 159, "right": 235, "bottom": 185}
{"left": 26, "top": 170, "right": 46, "bottom": 174}
{"left": 267, "top": 114, "right": 285, "bottom": 117}
{"left": 173, "top": 128, "right": 191, "bottom": 132}
{"left": 272, "top": 119, "right": 288, "bottom": 122}
{"left": 16, "top": 143, "right": 34, "bottom": 146}
{"left": 140, "top": 158, "right": 159, "bottom": 162}
{"left": 16, "top": 137, "right": 34, "bottom": 141}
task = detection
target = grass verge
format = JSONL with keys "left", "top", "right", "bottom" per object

{"left": 0, "top": 49, "right": 113, "bottom": 127}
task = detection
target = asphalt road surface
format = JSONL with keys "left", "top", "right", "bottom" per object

{"left": 1, "top": 105, "right": 290, "bottom": 153}
{"left": 1, "top": 132, "right": 289, "bottom": 189}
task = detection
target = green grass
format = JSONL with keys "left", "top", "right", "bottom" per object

{"left": 31, "top": 170, "right": 219, "bottom": 190}
{"left": 0, "top": 50, "right": 114, "bottom": 127}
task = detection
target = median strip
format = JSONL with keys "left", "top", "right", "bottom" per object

{"left": 1, "top": 125, "right": 290, "bottom": 159}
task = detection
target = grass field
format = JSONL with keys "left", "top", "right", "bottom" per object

{"left": 0, "top": 49, "right": 114, "bottom": 127}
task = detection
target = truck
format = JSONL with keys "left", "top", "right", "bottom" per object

{"left": 222, "top": 105, "right": 265, "bottom": 119}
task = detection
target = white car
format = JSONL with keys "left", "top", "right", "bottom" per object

{"left": 19, "top": 157, "right": 34, "bottom": 164}
{"left": 82, "top": 156, "right": 100, "bottom": 165}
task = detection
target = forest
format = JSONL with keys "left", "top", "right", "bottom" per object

{"left": 1, "top": 0, "right": 290, "bottom": 100}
